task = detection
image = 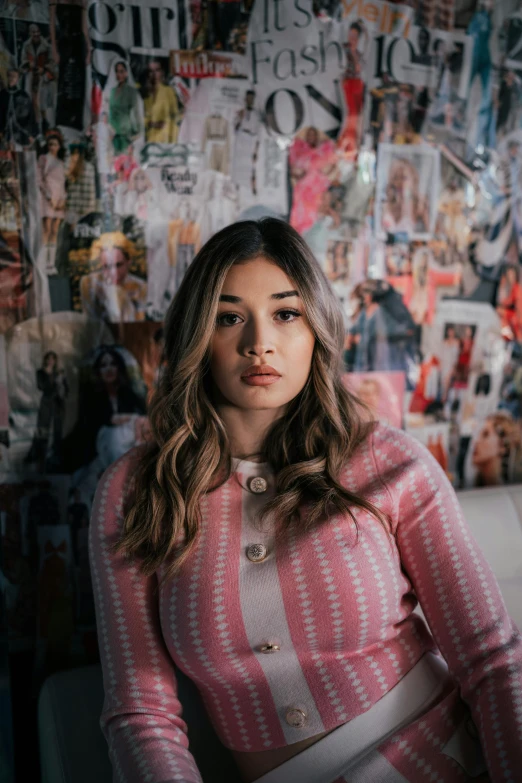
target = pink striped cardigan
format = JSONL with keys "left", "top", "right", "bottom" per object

{"left": 89, "top": 423, "right": 522, "bottom": 782}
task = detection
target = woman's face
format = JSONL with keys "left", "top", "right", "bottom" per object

{"left": 347, "top": 28, "right": 359, "bottom": 50}
{"left": 100, "top": 247, "right": 129, "bottom": 285}
{"left": 472, "top": 419, "right": 501, "bottom": 467}
{"left": 48, "top": 138, "right": 60, "bottom": 156}
{"left": 446, "top": 327, "right": 456, "bottom": 340}
{"left": 115, "top": 63, "right": 127, "bottom": 83}
{"left": 44, "top": 354, "right": 56, "bottom": 369}
{"left": 210, "top": 256, "right": 316, "bottom": 417}
{"left": 358, "top": 379, "right": 380, "bottom": 412}
{"left": 98, "top": 353, "right": 119, "bottom": 386}
{"left": 306, "top": 127, "right": 319, "bottom": 147}
{"left": 334, "top": 243, "right": 346, "bottom": 262}
{"left": 390, "top": 162, "right": 411, "bottom": 192}
{"left": 319, "top": 190, "right": 331, "bottom": 212}
{"left": 507, "top": 267, "right": 517, "bottom": 285}
{"left": 134, "top": 169, "right": 149, "bottom": 193}
{"left": 148, "top": 61, "right": 163, "bottom": 85}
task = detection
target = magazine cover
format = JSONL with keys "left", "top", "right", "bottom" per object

{"left": 375, "top": 143, "right": 441, "bottom": 240}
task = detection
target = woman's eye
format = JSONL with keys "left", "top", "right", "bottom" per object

{"left": 217, "top": 313, "right": 241, "bottom": 326}
{"left": 277, "top": 309, "right": 302, "bottom": 322}
{"left": 217, "top": 310, "right": 302, "bottom": 327}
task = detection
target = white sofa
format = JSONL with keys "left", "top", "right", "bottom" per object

{"left": 38, "top": 484, "right": 522, "bottom": 783}
{"left": 455, "top": 485, "right": 522, "bottom": 632}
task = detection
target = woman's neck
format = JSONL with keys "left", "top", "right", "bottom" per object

{"left": 216, "top": 402, "right": 284, "bottom": 463}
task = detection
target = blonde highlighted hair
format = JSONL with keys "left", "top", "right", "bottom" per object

{"left": 112, "top": 219, "right": 388, "bottom": 587}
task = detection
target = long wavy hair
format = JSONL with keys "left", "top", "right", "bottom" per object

{"left": 111, "top": 218, "right": 389, "bottom": 587}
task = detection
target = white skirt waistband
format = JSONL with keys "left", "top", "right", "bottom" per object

{"left": 253, "top": 651, "right": 452, "bottom": 783}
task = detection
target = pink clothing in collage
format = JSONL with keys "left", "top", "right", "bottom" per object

{"left": 289, "top": 137, "right": 337, "bottom": 234}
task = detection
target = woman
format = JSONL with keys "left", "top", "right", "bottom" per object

{"left": 66, "top": 346, "right": 147, "bottom": 473}
{"left": 454, "top": 325, "right": 475, "bottom": 387}
{"left": 381, "top": 157, "right": 429, "bottom": 237}
{"left": 328, "top": 239, "right": 350, "bottom": 282}
{"left": 123, "top": 167, "right": 160, "bottom": 221}
{"left": 472, "top": 411, "right": 521, "bottom": 486}
{"left": 80, "top": 231, "right": 147, "bottom": 323}
{"left": 89, "top": 219, "right": 522, "bottom": 783}
{"left": 108, "top": 61, "right": 141, "bottom": 154}
{"left": 440, "top": 323, "right": 461, "bottom": 401}
{"left": 24, "top": 351, "right": 68, "bottom": 472}
{"left": 348, "top": 280, "right": 392, "bottom": 371}
{"left": 408, "top": 248, "right": 430, "bottom": 325}
{"left": 141, "top": 58, "right": 179, "bottom": 144}
{"left": 496, "top": 263, "right": 522, "bottom": 341}
{"left": 349, "top": 279, "right": 417, "bottom": 375}
{"left": 37, "top": 129, "right": 66, "bottom": 246}
{"left": 337, "top": 20, "right": 368, "bottom": 156}
{"left": 436, "top": 177, "right": 469, "bottom": 261}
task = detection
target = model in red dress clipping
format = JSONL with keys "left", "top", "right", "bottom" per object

{"left": 89, "top": 219, "right": 522, "bottom": 783}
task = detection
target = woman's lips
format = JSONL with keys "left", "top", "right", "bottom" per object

{"left": 241, "top": 375, "right": 281, "bottom": 386}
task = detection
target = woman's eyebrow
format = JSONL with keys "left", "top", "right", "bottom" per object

{"left": 219, "top": 290, "right": 300, "bottom": 303}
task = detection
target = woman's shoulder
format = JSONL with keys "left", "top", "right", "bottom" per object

{"left": 90, "top": 447, "right": 148, "bottom": 538}
{"left": 367, "top": 422, "right": 437, "bottom": 472}
{"left": 366, "top": 422, "right": 453, "bottom": 506}
{"left": 94, "top": 445, "right": 147, "bottom": 504}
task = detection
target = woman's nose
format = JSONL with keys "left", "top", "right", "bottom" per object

{"left": 241, "top": 318, "right": 275, "bottom": 355}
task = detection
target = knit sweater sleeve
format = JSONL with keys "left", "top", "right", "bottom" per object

{"left": 371, "top": 425, "right": 522, "bottom": 781}
{"left": 88, "top": 452, "right": 203, "bottom": 783}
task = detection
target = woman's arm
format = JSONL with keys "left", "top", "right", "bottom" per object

{"left": 88, "top": 450, "right": 203, "bottom": 783}
{"left": 37, "top": 156, "right": 51, "bottom": 199}
{"left": 371, "top": 425, "right": 522, "bottom": 781}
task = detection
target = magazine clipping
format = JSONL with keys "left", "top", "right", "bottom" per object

{"left": 375, "top": 143, "right": 441, "bottom": 240}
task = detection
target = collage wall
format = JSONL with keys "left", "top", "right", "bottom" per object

{"left": 2, "top": 0, "right": 522, "bottom": 774}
